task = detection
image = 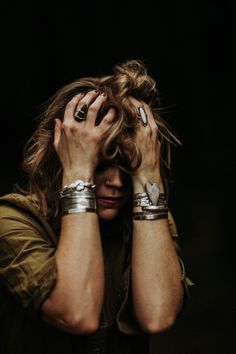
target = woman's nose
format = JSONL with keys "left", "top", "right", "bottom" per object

{"left": 105, "top": 169, "right": 123, "bottom": 188}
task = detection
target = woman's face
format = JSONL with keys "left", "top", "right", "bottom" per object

{"left": 94, "top": 166, "right": 131, "bottom": 221}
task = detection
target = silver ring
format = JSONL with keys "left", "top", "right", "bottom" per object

{"left": 137, "top": 106, "right": 148, "bottom": 127}
{"left": 74, "top": 104, "right": 88, "bottom": 122}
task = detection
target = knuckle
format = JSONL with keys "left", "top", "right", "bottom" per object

{"left": 66, "top": 93, "right": 83, "bottom": 109}
{"left": 90, "top": 96, "right": 105, "bottom": 111}
{"left": 152, "top": 124, "right": 158, "bottom": 132}
{"left": 88, "top": 104, "right": 98, "bottom": 113}
{"left": 70, "top": 125, "right": 79, "bottom": 133}
{"left": 92, "top": 131, "right": 100, "bottom": 140}
{"left": 86, "top": 90, "right": 98, "bottom": 97}
{"left": 66, "top": 98, "right": 77, "bottom": 109}
{"left": 103, "top": 110, "right": 115, "bottom": 122}
{"left": 97, "top": 93, "right": 106, "bottom": 101}
{"left": 143, "top": 102, "right": 151, "bottom": 111}
{"left": 107, "top": 109, "right": 115, "bottom": 117}
{"left": 91, "top": 131, "right": 102, "bottom": 143}
{"left": 146, "top": 126, "right": 152, "bottom": 135}
{"left": 62, "top": 122, "right": 69, "bottom": 130}
{"left": 62, "top": 122, "right": 74, "bottom": 133}
{"left": 103, "top": 114, "right": 111, "bottom": 122}
{"left": 65, "top": 101, "right": 73, "bottom": 110}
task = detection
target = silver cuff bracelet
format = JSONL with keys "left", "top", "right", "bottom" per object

{"left": 142, "top": 205, "right": 169, "bottom": 212}
{"left": 61, "top": 196, "right": 97, "bottom": 215}
{"left": 133, "top": 212, "right": 168, "bottom": 220}
{"left": 62, "top": 207, "right": 97, "bottom": 215}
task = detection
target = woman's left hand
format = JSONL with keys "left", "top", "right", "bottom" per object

{"left": 127, "top": 97, "right": 163, "bottom": 191}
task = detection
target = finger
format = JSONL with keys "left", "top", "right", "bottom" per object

{"left": 63, "top": 93, "right": 85, "bottom": 124}
{"left": 85, "top": 92, "right": 107, "bottom": 126}
{"left": 127, "top": 97, "right": 149, "bottom": 127}
{"left": 54, "top": 119, "right": 62, "bottom": 149}
{"left": 137, "top": 106, "right": 149, "bottom": 127}
{"left": 142, "top": 103, "right": 158, "bottom": 132}
{"left": 129, "top": 97, "right": 157, "bottom": 133}
{"left": 74, "top": 90, "right": 100, "bottom": 122}
{"left": 98, "top": 107, "right": 116, "bottom": 130}
{"left": 127, "top": 96, "right": 139, "bottom": 107}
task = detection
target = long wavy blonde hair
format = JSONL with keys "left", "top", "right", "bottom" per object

{"left": 21, "top": 59, "right": 180, "bottom": 218}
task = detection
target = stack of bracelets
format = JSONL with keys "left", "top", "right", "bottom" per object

{"left": 60, "top": 180, "right": 97, "bottom": 215}
{"left": 133, "top": 182, "right": 168, "bottom": 221}
{"left": 60, "top": 180, "right": 168, "bottom": 221}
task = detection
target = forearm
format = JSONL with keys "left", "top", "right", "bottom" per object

{"left": 42, "top": 91, "right": 114, "bottom": 334}
{"left": 41, "top": 200, "right": 104, "bottom": 334}
{"left": 131, "top": 177, "right": 183, "bottom": 333}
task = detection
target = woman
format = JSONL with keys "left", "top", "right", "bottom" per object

{"left": 0, "top": 60, "right": 193, "bottom": 354}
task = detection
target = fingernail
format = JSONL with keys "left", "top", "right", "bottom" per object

{"left": 100, "top": 92, "right": 106, "bottom": 96}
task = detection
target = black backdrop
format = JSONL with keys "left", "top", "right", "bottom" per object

{"left": 0, "top": 1, "right": 234, "bottom": 353}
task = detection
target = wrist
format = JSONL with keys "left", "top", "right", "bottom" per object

{"left": 62, "top": 170, "right": 94, "bottom": 186}
{"left": 60, "top": 180, "right": 97, "bottom": 215}
{"left": 132, "top": 174, "right": 164, "bottom": 194}
{"left": 132, "top": 185, "right": 168, "bottom": 221}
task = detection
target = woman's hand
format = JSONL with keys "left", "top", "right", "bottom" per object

{"left": 54, "top": 90, "right": 115, "bottom": 185}
{"left": 128, "top": 97, "right": 163, "bottom": 191}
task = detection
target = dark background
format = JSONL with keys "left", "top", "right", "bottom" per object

{"left": 0, "top": 1, "right": 234, "bottom": 353}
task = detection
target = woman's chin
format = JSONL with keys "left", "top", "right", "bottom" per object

{"left": 97, "top": 207, "right": 120, "bottom": 221}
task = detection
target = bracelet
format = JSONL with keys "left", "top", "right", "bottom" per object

{"left": 133, "top": 212, "right": 168, "bottom": 220}
{"left": 61, "top": 190, "right": 96, "bottom": 198}
{"left": 61, "top": 197, "right": 97, "bottom": 215}
{"left": 60, "top": 180, "right": 97, "bottom": 215}
{"left": 133, "top": 194, "right": 151, "bottom": 207}
{"left": 133, "top": 182, "right": 168, "bottom": 221}
{"left": 60, "top": 180, "right": 96, "bottom": 198}
{"left": 142, "top": 205, "right": 169, "bottom": 212}
{"left": 62, "top": 196, "right": 97, "bottom": 208}
{"left": 134, "top": 193, "right": 167, "bottom": 208}
{"left": 63, "top": 207, "right": 97, "bottom": 215}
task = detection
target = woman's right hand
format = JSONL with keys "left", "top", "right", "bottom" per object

{"left": 54, "top": 90, "right": 115, "bottom": 185}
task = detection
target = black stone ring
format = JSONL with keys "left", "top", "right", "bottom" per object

{"left": 74, "top": 104, "right": 88, "bottom": 121}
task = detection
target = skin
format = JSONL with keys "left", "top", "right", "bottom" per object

{"left": 41, "top": 90, "right": 184, "bottom": 334}
{"left": 128, "top": 97, "right": 184, "bottom": 332}
{"left": 95, "top": 167, "right": 130, "bottom": 221}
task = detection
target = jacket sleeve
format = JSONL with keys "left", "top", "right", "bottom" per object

{"left": 0, "top": 203, "right": 57, "bottom": 314}
{"left": 116, "top": 211, "right": 194, "bottom": 335}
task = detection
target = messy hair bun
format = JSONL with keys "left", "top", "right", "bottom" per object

{"left": 97, "top": 59, "right": 179, "bottom": 174}
{"left": 22, "top": 59, "right": 180, "bottom": 217}
{"left": 108, "top": 59, "right": 158, "bottom": 103}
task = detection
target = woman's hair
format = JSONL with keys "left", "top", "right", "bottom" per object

{"left": 21, "top": 59, "right": 180, "bottom": 218}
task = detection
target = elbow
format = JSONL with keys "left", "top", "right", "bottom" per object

{"left": 139, "top": 315, "right": 176, "bottom": 334}
{"left": 41, "top": 299, "right": 100, "bottom": 335}
{"left": 60, "top": 313, "right": 100, "bottom": 335}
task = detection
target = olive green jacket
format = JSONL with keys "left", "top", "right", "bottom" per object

{"left": 0, "top": 193, "right": 193, "bottom": 354}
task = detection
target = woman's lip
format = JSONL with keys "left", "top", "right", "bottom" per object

{"left": 97, "top": 196, "right": 123, "bottom": 199}
{"left": 97, "top": 197, "right": 123, "bottom": 206}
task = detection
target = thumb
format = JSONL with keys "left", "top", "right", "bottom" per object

{"left": 54, "top": 119, "right": 62, "bottom": 149}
